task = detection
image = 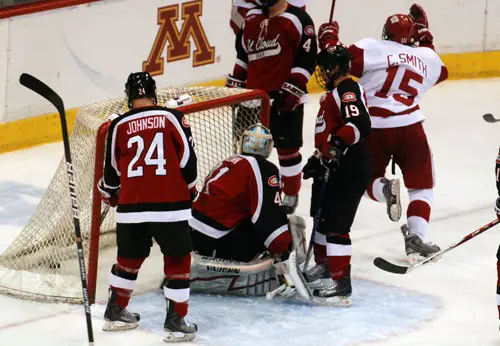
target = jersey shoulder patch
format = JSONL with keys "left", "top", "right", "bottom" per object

{"left": 337, "top": 79, "right": 362, "bottom": 103}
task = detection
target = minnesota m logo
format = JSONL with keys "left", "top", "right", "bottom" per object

{"left": 143, "top": 0, "right": 215, "bottom": 76}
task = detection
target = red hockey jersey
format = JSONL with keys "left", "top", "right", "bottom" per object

{"left": 315, "top": 79, "right": 371, "bottom": 150}
{"left": 101, "top": 106, "right": 197, "bottom": 223}
{"left": 190, "top": 154, "right": 289, "bottom": 253}
{"left": 232, "top": 5, "right": 317, "bottom": 94}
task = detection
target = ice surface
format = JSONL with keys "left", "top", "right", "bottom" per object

{"left": 0, "top": 79, "right": 500, "bottom": 345}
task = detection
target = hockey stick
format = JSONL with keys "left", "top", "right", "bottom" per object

{"left": 329, "top": 0, "right": 336, "bottom": 22}
{"left": 374, "top": 218, "right": 500, "bottom": 274}
{"left": 303, "top": 167, "right": 331, "bottom": 272}
{"left": 19, "top": 74, "right": 95, "bottom": 345}
{"left": 483, "top": 113, "right": 500, "bottom": 123}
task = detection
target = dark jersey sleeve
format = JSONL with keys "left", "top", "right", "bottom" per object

{"left": 168, "top": 108, "right": 198, "bottom": 189}
{"left": 287, "top": 7, "right": 317, "bottom": 91}
{"left": 251, "top": 158, "right": 290, "bottom": 253}
{"left": 232, "top": 25, "right": 249, "bottom": 81}
{"left": 496, "top": 146, "right": 500, "bottom": 196}
{"left": 100, "top": 117, "right": 121, "bottom": 194}
{"left": 335, "top": 79, "right": 371, "bottom": 145}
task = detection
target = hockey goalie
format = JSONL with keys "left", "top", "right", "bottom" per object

{"left": 177, "top": 124, "right": 306, "bottom": 296}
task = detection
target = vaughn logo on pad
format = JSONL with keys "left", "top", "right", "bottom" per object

{"left": 143, "top": 0, "right": 215, "bottom": 76}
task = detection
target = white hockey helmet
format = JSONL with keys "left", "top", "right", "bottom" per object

{"left": 240, "top": 123, "right": 274, "bottom": 158}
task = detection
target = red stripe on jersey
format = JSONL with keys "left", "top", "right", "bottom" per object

{"left": 436, "top": 65, "right": 449, "bottom": 85}
{"left": 369, "top": 104, "right": 420, "bottom": 118}
{"left": 336, "top": 125, "right": 356, "bottom": 146}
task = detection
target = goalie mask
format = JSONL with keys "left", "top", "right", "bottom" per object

{"left": 125, "top": 72, "right": 157, "bottom": 108}
{"left": 240, "top": 123, "right": 274, "bottom": 158}
{"left": 315, "top": 44, "right": 352, "bottom": 91}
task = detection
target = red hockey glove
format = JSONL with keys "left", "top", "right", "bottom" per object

{"left": 318, "top": 21, "right": 339, "bottom": 50}
{"left": 273, "top": 82, "right": 305, "bottom": 115}
{"left": 98, "top": 179, "right": 119, "bottom": 207}
{"left": 409, "top": 3, "right": 429, "bottom": 28}
{"left": 495, "top": 197, "right": 500, "bottom": 220}
{"left": 413, "top": 23, "right": 434, "bottom": 46}
{"left": 225, "top": 74, "right": 246, "bottom": 88}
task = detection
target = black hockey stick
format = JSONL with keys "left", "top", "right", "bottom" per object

{"left": 19, "top": 74, "right": 95, "bottom": 345}
{"left": 483, "top": 113, "right": 500, "bottom": 123}
{"left": 303, "top": 166, "right": 331, "bottom": 271}
{"left": 374, "top": 218, "right": 500, "bottom": 274}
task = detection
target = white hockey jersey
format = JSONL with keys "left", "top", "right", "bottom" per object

{"left": 349, "top": 38, "right": 448, "bottom": 128}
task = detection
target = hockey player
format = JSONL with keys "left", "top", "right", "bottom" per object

{"left": 98, "top": 72, "right": 198, "bottom": 342}
{"left": 226, "top": 0, "right": 317, "bottom": 214}
{"left": 317, "top": 4, "right": 448, "bottom": 262}
{"left": 495, "top": 147, "right": 500, "bottom": 325}
{"left": 230, "top": 0, "right": 306, "bottom": 34}
{"left": 188, "top": 124, "right": 306, "bottom": 296}
{"left": 301, "top": 45, "right": 372, "bottom": 305}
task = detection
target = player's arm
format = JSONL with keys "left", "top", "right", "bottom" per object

{"left": 250, "top": 163, "right": 292, "bottom": 255}
{"left": 226, "top": 25, "right": 248, "bottom": 88}
{"left": 274, "top": 10, "right": 317, "bottom": 114}
{"left": 98, "top": 120, "right": 121, "bottom": 206}
{"left": 169, "top": 110, "right": 198, "bottom": 198}
{"left": 336, "top": 81, "right": 371, "bottom": 146}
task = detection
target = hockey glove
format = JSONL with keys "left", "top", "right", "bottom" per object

{"left": 318, "top": 21, "right": 340, "bottom": 50}
{"left": 97, "top": 179, "right": 119, "bottom": 207}
{"left": 409, "top": 3, "right": 429, "bottom": 28}
{"left": 273, "top": 82, "right": 305, "bottom": 115}
{"left": 303, "top": 150, "right": 327, "bottom": 180}
{"left": 319, "top": 136, "right": 348, "bottom": 169}
{"left": 413, "top": 23, "right": 434, "bottom": 46}
{"left": 225, "top": 74, "right": 246, "bottom": 89}
{"left": 495, "top": 197, "right": 500, "bottom": 220}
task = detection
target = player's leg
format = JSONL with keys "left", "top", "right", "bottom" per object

{"left": 103, "top": 223, "right": 150, "bottom": 331}
{"left": 153, "top": 221, "right": 197, "bottom": 342}
{"left": 270, "top": 105, "right": 304, "bottom": 214}
{"left": 397, "top": 122, "right": 440, "bottom": 261}
{"left": 215, "top": 221, "right": 267, "bottom": 262}
{"left": 496, "top": 245, "right": 500, "bottom": 327}
{"left": 365, "top": 127, "right": 402, "bottom": 222}
{"left": 312, "top": 147, "right": 371, "bottom": 305}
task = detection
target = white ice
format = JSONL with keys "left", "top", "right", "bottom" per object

{"left": 0, "top": 78, "right": 499, "bottom": 345}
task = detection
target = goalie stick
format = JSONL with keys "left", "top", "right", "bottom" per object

{"left": 374, "top": 218, "right": 500, "bottom": 274}
{"left": 483, "top": 113, "right": 500, "bottom": 123}
{"left": 19, "top": 74, "right": 95, "bottom": 345}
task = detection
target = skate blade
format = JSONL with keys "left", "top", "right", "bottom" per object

{"left": 102, "top": 320, "right": 139, "bottom": 331}
{"left": 407, "top": 253, "right": 441, "bottom": 265}
{"left": 164, "top": 331, "right": 196, "bottom": 343}
{"left": 388, "top": 179, "right": 402, "bottom": 222}
{"left": 312, "top": 295, "right": 351, "bottom": 307}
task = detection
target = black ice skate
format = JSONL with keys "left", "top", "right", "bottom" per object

{"left": 382, "top": 178, "right": 402, "bottom": 222}
{"left": 103, "top": 289, "right": 140, "bottom": 331}
{"left": 312, "top": 276, "right": 352, "bottom": 307}
{"left": 164, "top": 300, "right": 197, "bottom": 342}
{"left": 303, "top": 262, "right": 329, "bottom": 288}
{"left": 402, "top": 224, "right": 441, "bottom": 264}
{"left": 280, "top": 194, "right": 298, "bottom": 214}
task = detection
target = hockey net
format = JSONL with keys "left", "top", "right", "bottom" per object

{"left": 0, "top": 86, "right": 269, "bottom": 303}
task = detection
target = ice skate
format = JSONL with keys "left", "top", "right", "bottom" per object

{"left": 303, "top": 262, "right": 329, "bottom": 288}
{"left": 402, "top": 224, "right": 441, "bottom": 264}
{"left": 103, "top": 289, "right": 140, "bottom": 331}
{"left": 164, "top": 300, "right": 197, "bottom": 342}
{"left": 382, "top": 178, "right": 402, "bottom": 222}
{"left": 312, "top": 276, "right": 352, "bottom": 307}
{"left": 280, "top": 194, "right": 298, "bottom": 214}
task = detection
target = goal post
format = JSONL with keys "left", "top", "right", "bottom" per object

{"left": 0, "top": 86, "right": 270, "bottom": 304}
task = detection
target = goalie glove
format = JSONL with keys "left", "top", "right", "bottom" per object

{"left": 273, "top": 82, "right": 305, "bottom": 115}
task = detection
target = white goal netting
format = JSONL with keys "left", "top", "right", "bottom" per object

{"left": 0, "top": 86, "right": 266, "bottom": 303}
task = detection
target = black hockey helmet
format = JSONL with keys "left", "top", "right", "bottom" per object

{"left": 315, "top": 44, "right": 352, "bottom": 90}
{"left": 125, "top": 72, "right": 157, "bottom": 108}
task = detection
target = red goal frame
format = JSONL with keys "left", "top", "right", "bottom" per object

{"left": 87, "top": 89, "right": 270, "bottom": 303}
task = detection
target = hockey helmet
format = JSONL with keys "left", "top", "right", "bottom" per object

{"left": 240, "top": 123, "right": 274, "bottom": 158}
{"left": 259, "top": 0, "right": 280, "bottom": 16}
{"left": 125, "top": 72, "right": 157, "bottom": 108}
{"left": 382, "top": 14, "right": 415, "bottom": 45}
{"left": 315, "top": 44, "right": 352, "bottom": 90}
